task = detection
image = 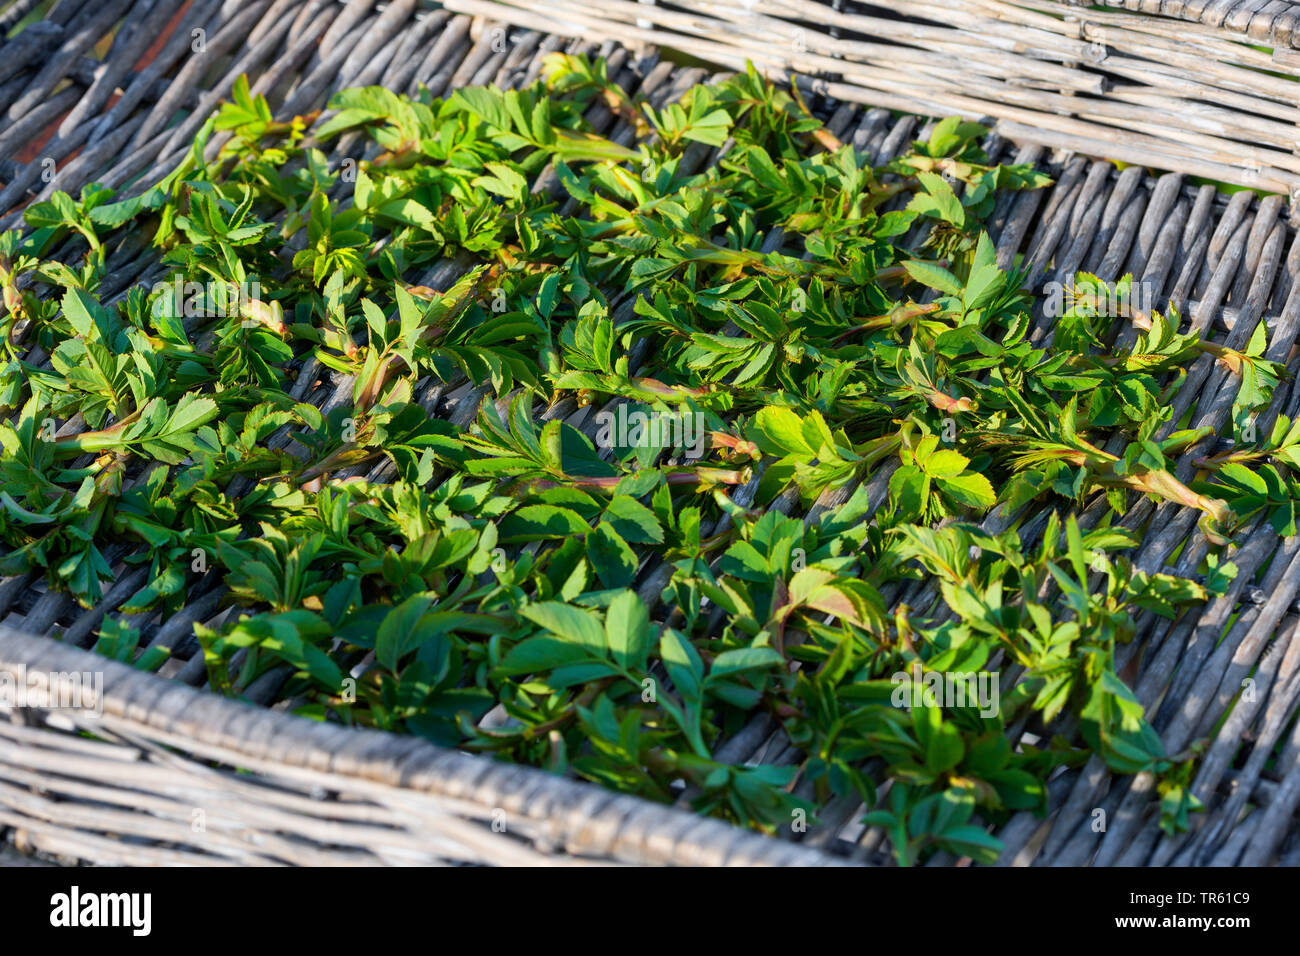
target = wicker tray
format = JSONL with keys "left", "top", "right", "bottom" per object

{"left": 3, "top": 0, "right": 1300, "bottom": 867}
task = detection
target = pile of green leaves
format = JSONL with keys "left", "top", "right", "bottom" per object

{"left": 0, "top": 58, "right": 1284, "bottom": 863}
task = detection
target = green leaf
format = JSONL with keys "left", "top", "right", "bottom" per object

{"left": 604, "top": 590, "right": 652, "bottom": 671}
{"left": 587, "top": 522, "right": 638, "bottom": 588}
{"left": 939, "top": 472, "right": 996, "bottom": 510}
{"left": 376, "top": 593, "right": 436, "bottom": 671}
{"left": 521, "top": 601, "right": 607, "bottom": 654}
{"left": 500, "top": 636, "right": 597, "bottom": 675}
{"left": 925, "top": 722, "right": 966, "bottom": 774}
{"left": 902, "top": 260, "right": 963, "bottom": 296}
{"left": 709, "top": 646, "right": 783, "bottom": 678}
{"left": 603, "top": 495, "right": 664, "bottom": 544}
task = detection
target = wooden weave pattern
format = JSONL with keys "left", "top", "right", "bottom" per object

{"left": 2, "top": 0, "right": 1300, "bottom": 866}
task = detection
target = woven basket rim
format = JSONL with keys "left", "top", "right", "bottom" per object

{"left": 0, "top": 626, "right": 848, "bottom": 865}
